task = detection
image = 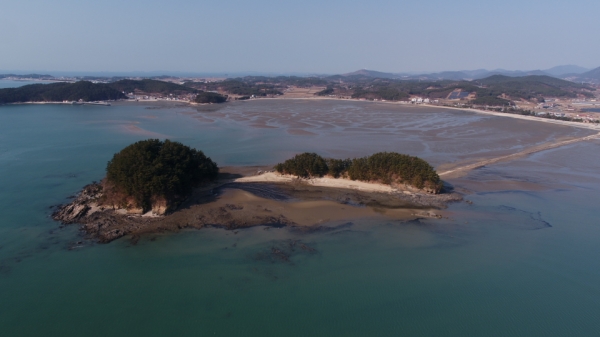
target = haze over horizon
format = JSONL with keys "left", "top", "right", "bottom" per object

{"left": 2, "top": 0, "right": 599, "bottom": 74}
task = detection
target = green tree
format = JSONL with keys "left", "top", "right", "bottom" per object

{"left": 194, "top": 92, "right": 227, "bottom": 103}
{"left": 275, "top": 153, "right": 328, "bottom": 178}
{"left": 106, "top": 139, "right": 218, "bottom": 211}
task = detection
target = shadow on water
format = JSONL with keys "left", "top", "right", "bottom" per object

{"left": 441, "top": 180, "right": 457, "bottom": 194}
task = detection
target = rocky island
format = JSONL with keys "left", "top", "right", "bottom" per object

{"left": 52, "top": 140, "right": 461, "bottom": 243}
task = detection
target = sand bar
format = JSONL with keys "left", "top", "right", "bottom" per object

{"left": 439, "top": 132, "right": 600, "bottom": 178}
{"left": 235, "top": 172, "right": 401, "bottom": 194}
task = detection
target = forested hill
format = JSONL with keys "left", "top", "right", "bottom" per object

{"left": 469, "top": 75, "right": 595, "bottom": 104}
{"left": 107, "top": 79, "right": 197, "bottom": 95}
{"left": 186, "top": 76, "right": 328, "bottom": 97}
{"left": 320, "top": 74, "right": 595, "bottom": 105}
{"left": 476, "top": 75, "right": 589, "bottom": 89}
{"left": 0, "top": 81, "right": 126, "bottom": 104}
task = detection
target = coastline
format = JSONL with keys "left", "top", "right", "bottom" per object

{"left": 438, "top": 132, "right": 600, "bottom": 178}
{"left": 265, "top": 96, "right": 600, "bottom": 131}
{"left": 6, "top": 96, "right": 599, "bottom": 131}
{"left": 51, "top": 169, "right": 462, "bottom": 243}
{"left": 4, "top": 101, "right": 112, "bottom": 106}
{"left": 234, "top": 171, "right": 430, "bottom": 195}
{"left": 9, "top": 97, "right": 599, "bottom": 179}
{"left": 133, "top": 93, "right": 597, "bottom": 131}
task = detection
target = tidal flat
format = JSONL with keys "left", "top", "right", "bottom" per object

{"left": 1, "top": 100, "right": 600, "bottom": 336}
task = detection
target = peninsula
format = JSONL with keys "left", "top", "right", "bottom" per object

{"left": 0, "top": 79, "right": 227, "bottom": 104}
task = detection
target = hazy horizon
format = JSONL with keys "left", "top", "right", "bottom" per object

{"left": 0, "top": 65, "right": 594, "bottom": 78}
{"left": 2, "top": 0, "right": 599, "bottom": 74}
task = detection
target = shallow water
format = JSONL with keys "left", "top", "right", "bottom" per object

{"left": 1, "top": 101, "right": 599, "bottom": 336}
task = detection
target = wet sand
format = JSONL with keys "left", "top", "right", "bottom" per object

{"left": 438, "top": 132, "right": 600, "bottom": 178}
{"left": 53, "top": 176, "right": 452, "bottom": 243}
{"left": 52, "top": 99, "right": 599, "bottom": 243}
{"left": 271, "top": 96, "right": 600, "bottom": 131}
{"left": 181, "top": 99, "right": 596, "bottom": 169}
{"left": 236, "top": 172, "right": 415, "bottom": 194}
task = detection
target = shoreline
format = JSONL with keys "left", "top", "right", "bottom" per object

{"left": 265, "top": 96, "right": 600, "bottom": 131}
{"left": 235, "top": 172, "right": 419, "bottom": 195}
{"left": 8, "top": 97, "right": 598, "bottom": 179}
{"left": 46, "top": 96, "right": 599, "bottom": 243}
{"left": 4, "top": 101, "right": 112, "bottom": 106}
{"left": 5, "top": 96, "right": 599, "bottom": 131}
{"left": 51, "top": 170, "right": 462, "bottom": 243}
{"left": 438, "top": 132, "right": 600, "bottom": 178}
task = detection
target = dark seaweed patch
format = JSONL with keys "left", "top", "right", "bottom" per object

{"left": 250, "top": 239, "right": 318, "bottom": 265}
{"left": 498, "top": 205, "right": 552, "bottom": 229}
{"left": 0, "top": 263, "right": 11, "bottom": 276}
{"left": 289, "top": 222, "right": 353, "bottom": 234}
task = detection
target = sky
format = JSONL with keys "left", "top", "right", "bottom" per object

{"left": 1, "top": 0, "right": 599, "bottom": 75}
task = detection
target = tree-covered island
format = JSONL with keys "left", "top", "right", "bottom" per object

{"left": 194, "top": 91, "right": 228, "bottom": 104}
{"left": 51, "top": 141, "right": 458, "bottom": 243}
{"left": 275, "top": 152, "right": 443, "bottom": 193}
{"left": 102, "top": 139, "right": 218, "bottom": 214}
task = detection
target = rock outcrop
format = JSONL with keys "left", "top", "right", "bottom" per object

{"left": 52, "top": 183, "right": 103, "bottom": 224}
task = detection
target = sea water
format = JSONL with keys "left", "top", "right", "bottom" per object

{"left": 0, "top": 101, "right": 599, "bottom": 336}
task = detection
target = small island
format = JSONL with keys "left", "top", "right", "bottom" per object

{"left": 52, "top": 140, "right": 460, "bottom": 243}
{"left": 103, "top": 139, "right": 219, "bottom": 214}
{"left": 193, "top": 91, "right": 228, "bottom": 104}
{"left": 274, "top": 152, "right": 442, "bottom": 194}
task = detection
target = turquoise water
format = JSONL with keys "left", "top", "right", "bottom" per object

{"left": 1, "top": 102, "right": 599, "bottom": 336}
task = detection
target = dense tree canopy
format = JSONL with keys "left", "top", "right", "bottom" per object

{"left": 194, "top": 91, "right": 228, "bottom": 103}
{"left": 108, "top": 79, "right": 197, "bottom": 95}
{"left": 0, "top": 81, "right": 126, "bottom": 103}
{"left": 106, "top": 139, "right": 218, "bottom": 210}
{"left": 274, "top": 153, "right": 328, "bottom": 178}
{"left": 275, "top": 152, "right": 442, "bottom": 193}
{"left": 346, "top": 152, "right": 441, "bottom": 192}
{"left": 315, "top": 87, "right": 334, "bottom": 96}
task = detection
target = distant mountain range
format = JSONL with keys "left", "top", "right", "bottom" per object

{"left": 543, "top": 65, "right": 590, "bottom": 77}
{"left": 3, "top": 65, "right": 600, "bottom": 84}
{"left": 567, "top": 66, "right": 600, "bottom": 83}
{"left": 341, "top": 65, "right": 594, "bottom": 81}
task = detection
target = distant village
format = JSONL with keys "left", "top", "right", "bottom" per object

{"left": 2, "top": 74, "right": 599, "bottom": 124}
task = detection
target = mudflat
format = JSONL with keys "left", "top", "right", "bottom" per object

{"left": 51, "top": 99, "right": 599, "bottom": 243}
{"left": 52, "top": 165, "right": 462, "bottom": 244}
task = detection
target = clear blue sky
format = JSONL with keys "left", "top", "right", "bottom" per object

{"left": 1, "top": 0, "right": 599, "bottom": 74}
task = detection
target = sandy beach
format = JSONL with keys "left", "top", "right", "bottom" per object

{"left": 48, "top": 97, "right": 600, "bottom": 243}
{"left": 52, "top": 170, "right": 457, "bottom": 243}
{"left": 236, "top": 172, "right": 401, "bottom": 194}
